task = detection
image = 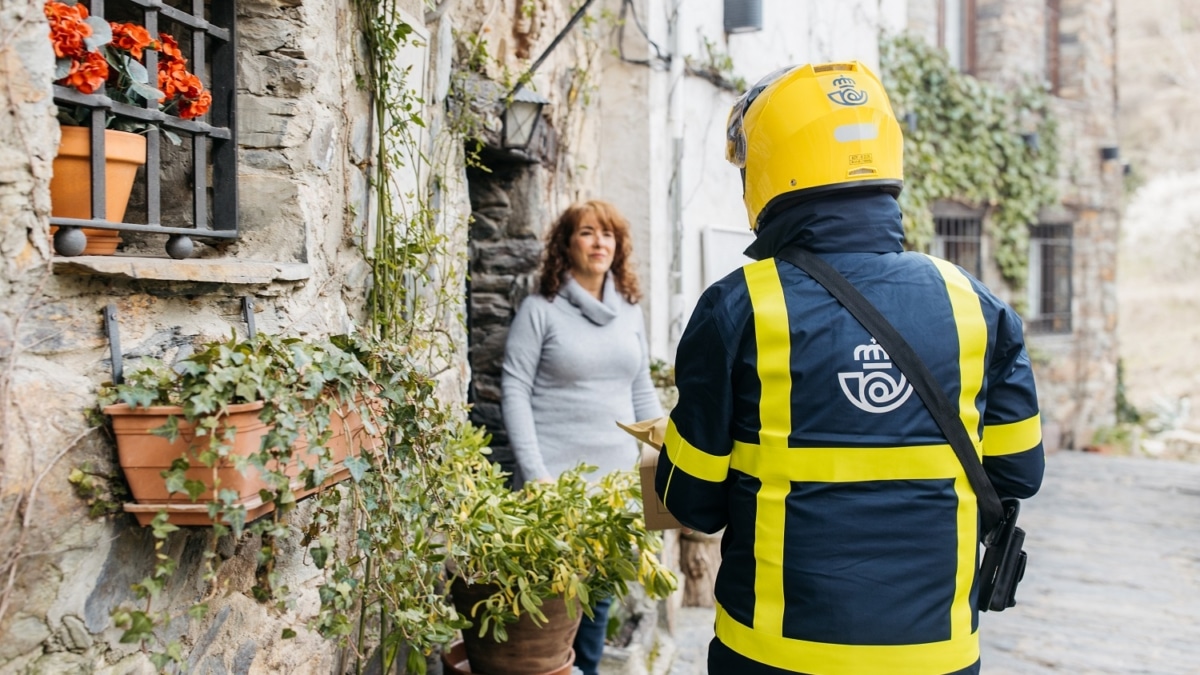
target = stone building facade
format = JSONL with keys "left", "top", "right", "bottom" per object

{"left": 907, "top": 0, "right": 1122, "bottom": 449}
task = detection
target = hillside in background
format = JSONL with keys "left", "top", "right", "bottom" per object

{"left": 1116, "top": 0, "right": 1200, "bottom": 430}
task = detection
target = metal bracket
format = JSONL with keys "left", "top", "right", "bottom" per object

{"left": 104, "top": 303, "right": 123, "bottom": 385}
{"left": 242, "top": 296, "right": 256, "bottom": 337}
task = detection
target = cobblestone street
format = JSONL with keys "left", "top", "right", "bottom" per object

{"left": 659, "top": 452, "right": 1200, "bottom": 674}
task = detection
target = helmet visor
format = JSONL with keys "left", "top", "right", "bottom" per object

{"left": 726, "top": 65, "right": 796, "bottom": 169}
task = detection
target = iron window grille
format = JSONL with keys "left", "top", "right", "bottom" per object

{"left": 1027, "top": 223, "right": 1073, "bottom": 334}
{"left": 931, "top": 208, "right": 984, "bottom": 279}
{"left": 50, "top": 0, "right": 236, "bottom": 259}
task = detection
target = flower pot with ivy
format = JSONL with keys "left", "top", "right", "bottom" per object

{"left": 445, "top": 465, "right": 678, "bottom": 675}
{"left": 45, "top": 1, "right": 211, "bottom": 256}
{"left": 101, "top": 333, "right": 380, "bottom": 527}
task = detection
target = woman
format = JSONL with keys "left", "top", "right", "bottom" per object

{"left": 501, "top": 199, "right": 663, "bottom": 675}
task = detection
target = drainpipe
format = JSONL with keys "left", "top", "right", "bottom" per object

{"left": 667, "top": 1, "right": 685, "bottom": 352}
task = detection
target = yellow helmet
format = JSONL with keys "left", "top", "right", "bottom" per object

{"left": 726, "top": 61, "right": 904, "bottom": 231}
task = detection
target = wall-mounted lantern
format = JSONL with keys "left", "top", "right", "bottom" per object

{"left": 1021, "top": 132, "right": 1040, "bottom": 152}
{"left": 904, "top": 112, "right": 919, "bottom": 132}
{"left": 724, "top": 0, "right": 762, "bottom": 34}
{"left": 1100, "top": 145, "right": 1120, "bottom": 161}
{"left": 503, "top": 86, "right": 549, "bottom": 150}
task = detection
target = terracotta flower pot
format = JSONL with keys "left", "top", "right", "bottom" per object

{"left": 290, "top": 395, "right": 384, "bottom": 501}
{"left": 441, "top": 640, "right": 575, "bottom": 675}
{"left": 50, "top": 126, "right": 147, "bottom": 255}
{"left": 449, "top": 579, "right": 582, "bottom": 675}
{"left": 104, "top": 401, "right": 278, "bottom": 526}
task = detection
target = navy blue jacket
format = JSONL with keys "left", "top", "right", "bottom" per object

{"left": 655, "top": 193, "right": 1044, "bottom": 675}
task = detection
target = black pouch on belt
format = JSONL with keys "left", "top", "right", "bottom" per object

{"left": 978, "top": 497, "right": 1027, "bottom": 612}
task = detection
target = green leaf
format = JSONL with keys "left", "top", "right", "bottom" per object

{"left": 282, "top": 628, "right": 297, "bottom": 639}
{"left": 344, "top": 455, "right": 369, "bottom": 482}
{"left": 117, "top": 610, "right": 155, "bottom": 643}
{"left": 129, "top": 79, "right": 166, "bottom": 102}
{"left": 54, "top": 57, "right": 72, "bottom": 81}
{"left": 83, "top": 17, "right": 112, "bottom": 50}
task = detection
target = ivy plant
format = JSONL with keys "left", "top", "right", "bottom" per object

{"left": 881, "top": 34, "right": 1060, "bottom": 287}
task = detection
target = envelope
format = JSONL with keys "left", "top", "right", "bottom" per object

{"left": 617, "top": 417, "right": 682, "bottom": 530}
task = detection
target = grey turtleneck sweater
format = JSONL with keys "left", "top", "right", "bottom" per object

{"left": 501, "top": 275, "right": 663, "bottom": 486}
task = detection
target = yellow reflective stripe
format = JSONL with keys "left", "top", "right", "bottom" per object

{"left": 926, "top": 255, "right": 989, "bottom": 639}
{"left": 715, "top": 604, "right": 980, "bottom": 675}
{"left": 662, "top": 418, "right": 730, "bottom": 484}
{"left": 730, "top": 441, "right": 962, "bottom": 482}
{"left": 743, "top": 259, "right": 792, "bottom": 635}
{"left": 983, "top": 414, "right": 1043, "bottom": 456}
{"left": 744, "top": 260, "right": 792, "bottom": 445}
{"left": 926, "top": 255, "right": 987, "bottom": 456}
{"left": 951, "top": 463, "right": 977, "bottom": 637}
{"left": 751, "top": 478, "right": 788, "bottom": 632}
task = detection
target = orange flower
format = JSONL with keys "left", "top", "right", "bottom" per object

{"left": 157, "top": 33, "right": 184, "bottom": 62}
{"left": 177, "top": 90, "right": 212, "bottom": 120}
{"left": 110, "top": 22, "right": 156, "bottom": 60}
{"left": 46, "top": 3, "right": 210, "bottom": 120}
{"left": 158, "top": 61, "right": 190, "bottom": 100}
{"left": 45, "top": 1, "right": 91, "bottom": 59}
{"left": 63, "top": 50, "right": 109, "bottom": 95}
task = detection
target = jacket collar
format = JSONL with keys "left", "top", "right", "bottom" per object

{"left": 558, "top": 273, "right": 619, "bottom": 325}
{"left": 743, "top": 192, "right": 905, "bottom": 261}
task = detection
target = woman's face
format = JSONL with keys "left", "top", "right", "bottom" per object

{"left": 567, "top": 213, "right": 616, "bottom": 279}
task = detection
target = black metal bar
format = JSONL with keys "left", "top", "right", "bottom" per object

{"left": 104, "top": 303, "right": 123, "bottom": 385}
{"left": 52, "top": 88, "right": 232, "bottom": 139}
{"left": 242, "top": 296, "right": 256, "bottom": 337}
{"left": 89, "top": 108, "right": 108, "bottom": 222}
{"left": 511, "top": 0, "right": 599, "bottom": 97}
{"left": 49, "top": 217, "right": 239, "bottom": 238}
{"left": 193, "top": 134, "right": 207, "bottom": 230}
{"left": 117, "top": 0, "right": 230, "bottom": 39}
{"left": 210, "top": 0, "right": 238, "bottom": 232}
{"left": 191, "top": 22, "right": 208, "bottom": 232}
{"left": 144, "top": 8, "right": 161, "bottom": 226}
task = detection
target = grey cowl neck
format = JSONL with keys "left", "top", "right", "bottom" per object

{"left": 558, "top": 274, "right": 620, "bottom": 326}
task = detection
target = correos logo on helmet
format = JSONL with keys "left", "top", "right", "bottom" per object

{"left": 726, "top": 61, "right": 905, "bottom": 231}
{"left": 827, "top": 76, "right": 869, "bottom": 106}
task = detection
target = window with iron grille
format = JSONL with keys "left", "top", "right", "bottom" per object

{"left": 1027, "top": 223, "right": 1073, "bottom": 334}
{"left": 931, "top": 208, "right": 983, "bottom": 279}
{"left": 49, "top": 0, "right": 236, "bottom": 259}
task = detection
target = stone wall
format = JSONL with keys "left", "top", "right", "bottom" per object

{"left": 0, "top": 0, "right": 468, "bottom": 671}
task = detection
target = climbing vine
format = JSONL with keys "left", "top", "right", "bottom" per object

{"left": 356, "top": 1, "right": 465, "bottom": 351}
{"left": 881, "top": 34, "right": 1060, "bottom": 287}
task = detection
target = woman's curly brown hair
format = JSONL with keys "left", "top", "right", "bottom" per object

{"left": 536, "top": 200, "right": 642, "bottom": 303}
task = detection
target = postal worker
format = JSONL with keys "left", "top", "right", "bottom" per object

{"left": 654, "top": 61, "right": 1045, "bottom": 675}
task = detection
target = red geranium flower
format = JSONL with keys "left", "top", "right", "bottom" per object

{"left": 110, "top": 22, "right": 156, "bottom": 60}
{"left": 45, "top": 1, "right": 91, "bottom": 59}
{"left": 63, "top": 49, "right": 109, "bottom": 94}
{"left": 47, "top": 2, "right": 211, "bottom": 123}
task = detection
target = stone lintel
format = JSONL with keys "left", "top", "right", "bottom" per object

{"left": 52, "top": 256, "right": 311, "bottom": 284}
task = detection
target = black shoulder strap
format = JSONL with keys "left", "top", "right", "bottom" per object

{"left": 775, "top": 245, "right": 1004, "bottom": 535}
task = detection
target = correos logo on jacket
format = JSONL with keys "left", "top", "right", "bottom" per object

{"left": 837, "top": 338, "right": 913, "bottom": 413}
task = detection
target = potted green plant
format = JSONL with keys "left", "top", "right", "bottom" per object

{"left": 444, "top": 463, "right": 678, "bottom": 675}
{"left": 100, "top": 333, "right": 379, "bottom": 527}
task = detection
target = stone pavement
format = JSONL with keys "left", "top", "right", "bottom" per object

{"left": 652, "top": 452, "right": 1200, "bottom": 674}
